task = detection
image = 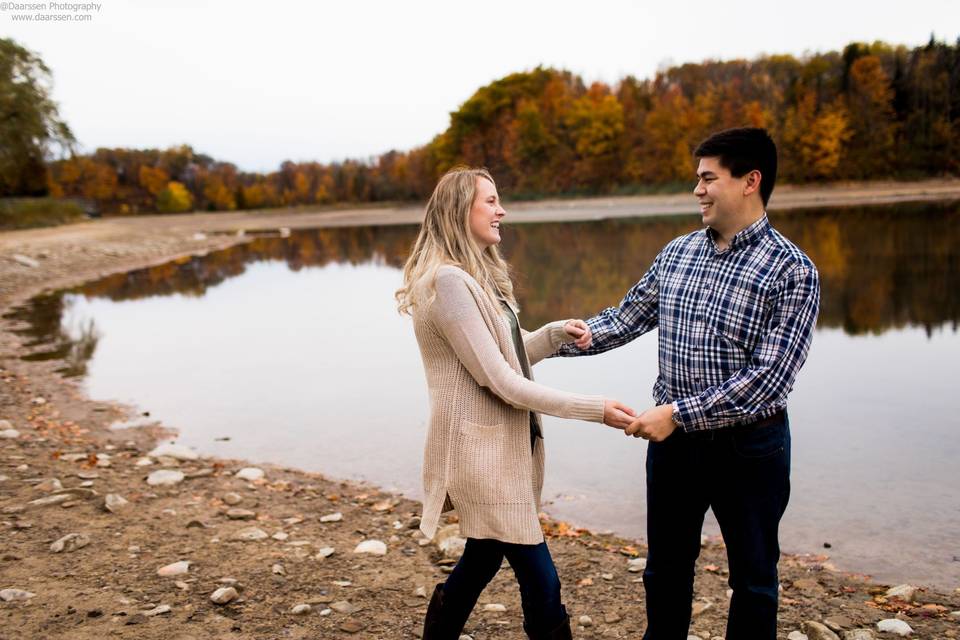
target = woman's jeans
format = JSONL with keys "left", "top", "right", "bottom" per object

{"left": 643, "top": 414, "right": 791, "bottom": 640}
{"left": 441, "top": 537, "right": 566, "bottom": 632}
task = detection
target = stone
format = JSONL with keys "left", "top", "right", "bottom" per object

{"left": 272, "top": 531, "right": 289, "bottom": 541}
{"left": 104, "top": 494, "right": 129, "bottom": 513}
{"left": 222, "top": 492, "right": 242, "bottom": 505}
{"left": 0, "top": 588, "right": 36, "bottom": 601}
{"left": 135, "top": 458, "right": 154, "bottom": 466}
{"left": 884, "top": 584, "right": 918, "bottom": 602}
{"left": 331, "top": 601, "right": 356, "bottom": 614}
{"left": 272, "top": 564, "right": 285, "bottom": 575}
{"left": 144, "top": 604, "right": 171, "bottom": 616}
{"left": 50, "top": 533, "right": 90, "bottom": 553}
{"left": 31, "top": 396, "right": 46, "bottom": 405}
{"left": 291, "top": 604, "right": 311, "bottom": 615}
{"left": 604, "top": 611, "right": 622, "bottom": 623}
{"left": 27, "top": 494, "right": 71, "bottom": 508}
{"left": 803, "top": 621, "right": 841, "bottom": 640}
{"left": 157, "top": 561, "right": 190, "bottom": 577}
{"left": 315, "top": 546, "right": 335, "bottom": 559}
{"left": 319, "top": 512, "right": 342, "bottom": 523}
{"left": 76, "top": 471, "right": 99, "bottom": 479}
{"left": 340, "top": 620, "right": 364, "bottom": 634}
{"left": 210, "top": 587, "right": 238, "bottom": 604}
{"left": 876, "top": 619, "right": 912, "bottom": 636}
{"left": 12, "top": 254, "right": 40, "bottom": 268}
{"left": 825, "top": 616, "right": 854, "bottom": 631}
{"left": 788, "top": 632, "right": 809, "bottom": 640}
{"left": 147, "top": 443, "right": 199, "bottom": 460}
{"left": 578, "top": 615, "right": 593, "bottom": 627}
{"left": 438, "top": 534, "right": 466, "bottom": 559}
{"left": 0, "top": 429, "right": 20, "bottom": 439}
{"left": 842, "top": 631, "right": 875, "bottom": 640}
{"left": 627, "top": 557, "right": 647, "bottom": 572}
{"left": 226, "top": 508, "right": 256, "bottom": 520}
{"left": 691, "top": 600, "right": 713, "bottom": 617}
{"left": 146, "top": 470, "right": 184, "bottom": 486}
{"left": 35, "top": 478, "right": 63, "bottom": 492}
{"left": 0, "top": 420, "right": 12, "bottom": 429}
{"left": 483, "top": 603, "right": 507, "bottom": 612}
{"left": 235, "top": 467, "right": 264, "bottom": 481}
{"left": 233, "top": 527, "right": 269, "bottom": 541}
{"left": 353, "top": 539, "right": 387, "bottom": 555}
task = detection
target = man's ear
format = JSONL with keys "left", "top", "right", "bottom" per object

{"left": 742, "top": 170, "right": 762, "bottom": 198}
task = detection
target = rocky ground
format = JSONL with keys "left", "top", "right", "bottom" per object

{"left": 2, "top": 193, "right": 959, "bottom": 639}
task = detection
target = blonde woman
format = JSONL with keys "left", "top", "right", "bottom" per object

{"left": 397, "top": 167, "right": 636, "bottom": 639}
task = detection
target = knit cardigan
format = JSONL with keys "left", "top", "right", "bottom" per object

{"left": 413, "top": 265, "right": 606, "bottom": 544}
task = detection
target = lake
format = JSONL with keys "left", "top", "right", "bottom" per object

{"left": 11, "top": 201, "right": 960, "bottom": 588}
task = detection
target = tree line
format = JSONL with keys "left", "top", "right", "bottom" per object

{"left": 3, "top": 37, "right": 959, "bottom": 215}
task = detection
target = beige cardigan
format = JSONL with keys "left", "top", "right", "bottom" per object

{"left": 413, "top": 265, "right": 605, "bottom": 545}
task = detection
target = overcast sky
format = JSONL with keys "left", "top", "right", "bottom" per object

{"left": 6, "top": 0, "right": 957, "bottom": 172}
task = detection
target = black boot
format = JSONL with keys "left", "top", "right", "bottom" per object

{"left": 523, "top": 606, "right": 573, "bottom": 640}
{"left": 422, "top": 583, "right": 466, "bottom": 640}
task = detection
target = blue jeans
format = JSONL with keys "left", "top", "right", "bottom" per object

{"left": 441, "top": 537, "right": 566, "bottom": 632}
{"left": 642, "top": 414, "right": 791, "bottom": 640}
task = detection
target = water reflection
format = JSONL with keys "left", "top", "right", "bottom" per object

{"left": 10, "top": 202, "right": 959, "bottom": 372}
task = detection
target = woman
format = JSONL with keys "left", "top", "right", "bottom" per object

{"left": 396, "top": 167, "right": 635, "bottom": 639}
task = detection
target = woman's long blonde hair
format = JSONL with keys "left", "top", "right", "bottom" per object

{"left": 396, "top": 166, "right": 517, "bottom": 315}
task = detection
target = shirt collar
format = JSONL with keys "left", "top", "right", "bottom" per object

{"left": 706, "top": 214, "right": 770, "bottom": 253}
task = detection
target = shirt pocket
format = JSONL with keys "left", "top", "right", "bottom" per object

{"left": 705, "top": 282, "right": 767, "bottom": 353}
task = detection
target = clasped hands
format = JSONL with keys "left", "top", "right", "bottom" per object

{"left": 564, "top": 320, "right": 678, "bottom": 443}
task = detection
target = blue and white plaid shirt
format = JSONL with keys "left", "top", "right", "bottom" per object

{"left": 555, "top": 214, "right": 820, "bottom": 431}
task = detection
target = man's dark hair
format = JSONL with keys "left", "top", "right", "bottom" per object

{"left": 694, "top": 127, "right": 778, "bottom": 207}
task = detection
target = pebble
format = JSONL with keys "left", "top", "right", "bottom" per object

{"left": 353, "top": 539, "right": 387, "bottom": 555}
{"left": 233, "top": 527, "right": 269, "bottom": 541}
{"left": 147, "top": 443, "right": 199, "bottom": 460}
{"left": 104, "top": 494, "right": 129, "bottom": 513}
{"left": 315, "top": 546, "right": 335, "bottom": 559}
{"left": 0, "top": 429, "right": 20, "bottom": 439}
{"left": 226, "top": 508, "right": 257, "bottom": 520}
{"left": 788, "top": 632, "right": 809, "bottom": 640}
{"left": 884, "top": 584, "right": 918, "bottom": 602}
{"left": 842, "top": 630, "right": 875, "bottom": 640}
{"left": 210, "top": 587, "right": 238, "bottom": 604}
{"left": 0, "top": 588, "right": 36, "bottom": 602}
{"left": 340, "top": 620, "right": 364, "bottom": 634}
{"left": 27, "top": 494, "right": 71, "bottom": 508}
{"left": 804, "top": 621, "right": 841, "bottom": 640}
{"left": 331, "top": 600, "right": 356, "bottom": 614}
{"left": 0, "top": 420, "right": 12, "bottom": 429}
{"left": 604, "top": 611, "right": 622, "bottom": 623}
{"left": 291, "top": 604, "right": 311, "bottom": 615}
{"left": 146, "top": 469, "right": 185, "bottom": 486}
{"left": 319, "top": 608, "right": 332, "bottom": 616}
{"left": 35, "top": 478, "right": 63, "bottom": 492}
{"left": 825, "top": 616, "right": 854, "bottom": 631}
{"left": 134, "top": 458, "right": 154, "bottom": 466}
{"left": 691, "top": 600, "right": 713, "bottom": 617}
{"left": 272, "top": 531, "right": 289, "bottom": 541}
{"left": 876, "top": 619, "right": 912, "bottom": 636}
{"left": 12, "top": 254, "right": 40, "bottom": 268}
{"left": 483, "top": 603, "right": 507, "bottom": 612}
{"left": 50, "top": 533, "right": 90, "bottom": 553}
{"left": 235, "top": 467, "right": 264, "bottom": 481}
{"left": 578, "top": 615, "right": 593, "bottom": 627}
{"left": 76, "top": 471, "right": 99, "bottom": 480}
{"left": 157, "top": 561, "right": 191, "bottom": 577}
{"left": 272, "top": 564, "right": 285, "bottom": 575}
{"left": 31, "top": 396, "right": 46, "bottom": 405}
{"left": 627, "top": 557, "right": 647, "bottom": 572}
{"left": 320, "top": 512, "right": 343, "bottom": 523}
{"left": 222, "top": 492, "right": 242, "bottom": 505}
{"left": 144, "top": 604, "right": 171, "bottom": 616}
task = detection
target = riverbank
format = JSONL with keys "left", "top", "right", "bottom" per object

{"left": 1, "top": 184, "right": 959, "bottom": 638}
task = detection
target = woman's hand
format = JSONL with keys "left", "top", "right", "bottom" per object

{"left": 564, "top": 319, "right": 593, "bottom": 349}
{"left": 603, "top": 400, "right": 637, "bottom": 430}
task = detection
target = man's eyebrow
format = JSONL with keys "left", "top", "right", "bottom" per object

{"left": 696, "top": 170, "right": 718, "bottom": 179}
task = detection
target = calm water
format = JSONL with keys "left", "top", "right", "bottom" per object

{"left": 10, "top": 203, "right": 960, "bottom": 588}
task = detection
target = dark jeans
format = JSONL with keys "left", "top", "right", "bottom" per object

{"left": 642, "top": 414, "right": 791, "bottom": 640}
{"left": 442, "top": 537, "right": 566, "bottom": 632}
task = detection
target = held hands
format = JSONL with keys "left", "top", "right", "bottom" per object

{"left": 625, "top": 404, "right": 677, "bottom": 442}
{"left": 603, "top": 400, "right": 637, "bottom": 430}
{"left": 563, "top": 319, "right": 593, "bottom": 350}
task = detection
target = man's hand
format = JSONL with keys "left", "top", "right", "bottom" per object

{"left": 603, "top": 400, "right": 637, "bottom": 430}
{"left": 563, "top": 319, "right": 593, "bottom": 350}
{"left": 625, "top": 404, "right": 678, "bottom": 442}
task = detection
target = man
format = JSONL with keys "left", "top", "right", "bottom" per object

{"left": 556, "top": 127, "right": 820, "bottom": 639}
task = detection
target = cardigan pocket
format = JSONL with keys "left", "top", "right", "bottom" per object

{"left": 450, "top": 420, "right": 512, "bottom": 504}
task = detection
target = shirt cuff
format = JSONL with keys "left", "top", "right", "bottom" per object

{"left": 674, "top": 395, "right": 707, "bottom": 432}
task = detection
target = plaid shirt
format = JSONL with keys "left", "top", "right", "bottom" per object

{"left": 555, "top": 215, "right": 820, "bottom": 431}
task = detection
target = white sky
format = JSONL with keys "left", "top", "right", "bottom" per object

{"left": 5, "top": 0, "right": 958, "bottom": 172}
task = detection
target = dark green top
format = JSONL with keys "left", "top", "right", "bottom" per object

{"left": 501, "top": 300, "right": 543, "bottom": 448}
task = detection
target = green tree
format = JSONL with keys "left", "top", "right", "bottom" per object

{"left": 0, "top": 38, "right": 75, "bottom": 196}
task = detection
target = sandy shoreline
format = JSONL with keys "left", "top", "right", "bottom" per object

{"left": 1, "top": 182, "right": 959, "bottom": 638}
